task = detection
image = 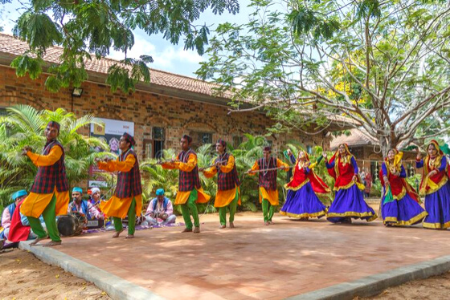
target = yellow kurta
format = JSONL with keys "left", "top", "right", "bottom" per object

{"left": 250, "top": 158, "right": 289, "bottom": 206}
{"left": 162, "top": 153, "right": 210, "bottom": 205}
{"left": 20, "top": 146, "right": 70, "bottom": 218}
{"left": 98, "top": 155, "right": 143, "bottom": 218}
{"left": 203, "top": 155, "right": 241, "bottom": 207}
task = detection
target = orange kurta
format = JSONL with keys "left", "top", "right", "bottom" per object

{"left": 20, "top": 146, "right": 69, "bottom": 218}
{"left": 250, "top": 158, "right": 289, "bottom": 206}
{"left": 203, "top": 155, "right": 241, "bottom": 207}
{"left": 98, "top": 155, "right": 143, "bottom": 218}
{"left": 162, "top": 153, "right": 210, "bottom": 205}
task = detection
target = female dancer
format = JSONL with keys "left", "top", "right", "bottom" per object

{"left": 380, "top": 149, "right": 427, "bottom": 226}
{"left": 323, "top": 144, "right": 377, "bottom": 223}
{"left": 280, "top": 149, "right": 330, "bottom": 220}
{"left": 416, "top": 140, "right": 450, "bottom": 229}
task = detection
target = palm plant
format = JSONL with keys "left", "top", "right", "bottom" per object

{"left": 0, "top": 105, "right": 108, "bottom": 208}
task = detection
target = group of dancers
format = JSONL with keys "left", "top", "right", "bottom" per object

{"left": 15, "top": 121, "right": 450, "bottom": 246}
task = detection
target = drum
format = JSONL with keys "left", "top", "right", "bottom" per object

{"left": 57, "top": 212, "right": 87, "bottom": 236}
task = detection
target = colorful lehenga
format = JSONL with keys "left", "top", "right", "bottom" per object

{"left": 325, "top": 144, "right": 377, "bottom": 223}
{"left": 416, "top": 140, "right": 450, "bottom": 229}
{"left": 379, "top": 150, "right": 427, "bottom": 226}
{"left": 280, "top": 152, "right": 330, "bottom": 219}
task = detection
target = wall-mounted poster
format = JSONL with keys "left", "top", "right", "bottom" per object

{"left": 89, "top": 118, "right": 134, "bottom": 187}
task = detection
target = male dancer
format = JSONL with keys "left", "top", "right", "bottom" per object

{"left": 20, "top": 121, "right": 70, "bottom": 246}
{"left": 162, "top": 135, "right": 210, "bottom": 233}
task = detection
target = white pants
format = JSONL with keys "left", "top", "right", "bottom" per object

{"left": 145, "top": 215, "right": 176, "bottom": 225}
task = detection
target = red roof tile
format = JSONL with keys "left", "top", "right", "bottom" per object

{"left": 0, "top": 33, "right": 229, "bottom": 98}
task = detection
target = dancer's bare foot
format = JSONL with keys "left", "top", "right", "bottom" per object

{"left": 268, "top": 220, "right": 273, "bottom": 224}
{"left": 229, "top": 222, "right": 235, "bottom": 228}
{"left": 29, "top": 237, "right": 44, "bottom": 246}
{"left": 42, "top": 240, "right": 62, "bottom": 247}
{"left": 112, "top": 230, "right": 123, "bottom": 238}
{"left": 125, "top": 235, "right": 134, "bottom": 239}
{"left": 220, "top": 224, "right": 226, "bottom": 229}
{"left": 264, "top": 221, "right": 269, "bottom": 226}
{"left": 181, "top": 228, "right": 193, "bottom": 233}
{"left": 193, "top": 227, "right": 200, "bottom": 233}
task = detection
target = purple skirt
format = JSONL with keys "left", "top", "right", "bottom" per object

{"left": 280, "top": 182, "right": 327, "bottom": 218}
{"left": 423, "top": 181, "right": 450, "bottom": 229}
{"left": 381, "top": 190, "right": 427, "bottom": 226}
{"left": 327, "top": 184, "right": 377, "bottom": 223}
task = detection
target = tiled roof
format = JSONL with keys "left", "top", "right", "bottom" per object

{"left": 0, "top": 33, "right": 228, "bottom": 98}
{"left": 330, "top": 128, "right": 378, "bottom": 149}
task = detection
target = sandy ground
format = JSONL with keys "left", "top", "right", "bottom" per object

{"left": 361, "top": 272, "right": 450, "bottom": 300}
{"left": 0, "top": 249, "right": 111, "bottom": 300}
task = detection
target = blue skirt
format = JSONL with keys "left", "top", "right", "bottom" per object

{"left": 327, "top": 185, "right": 377, "bottom": 223}
{"left": 423, "top": 181, "right": 450, "bottom": 229}
{"left": 381, "top": 191, "right": 427, "bottom": 226}
{"left": 280, "top": 182, "right": 327, "bottom": 218}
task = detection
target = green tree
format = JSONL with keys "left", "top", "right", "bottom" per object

{"left": 0, "top": 105, "right": 107, "bottom": 207}
{"left": 197, "top": 0, "right": 450, "bottom": 156}
{"left": 5, "top": 0, "right": 239, "bottom": 93}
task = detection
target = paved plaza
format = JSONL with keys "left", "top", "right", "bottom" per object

{"left": 41, "top": 212, "right": 450, "bottom": 300}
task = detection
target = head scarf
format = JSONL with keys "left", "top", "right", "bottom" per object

{"left": 72, "top": 187, "right": 83, "bottom": 194}
{"left": 156, "top": 188, "right": 165, "bottom": 196}
{"left": 182, "top": 135, "right": 192, "bottom": 144}
{"left": 47, "top": 121, "right": 60, "bottom": 132}
{"left": 12, "top": 190, "right": 27, "bottom": 200}
{"left": 123, "top": 132, "right": 136, "bottom": 146}
{"left": 90, "top": 187, "right": 100, "bottom": 195}
{"left": 427, "top": 140, "right": 443, "bottom": 156}
{"left": 384, "top": 149, "right": 403, "bottom": 174}
{"left": 263, "top": 146, "right": 272, "bottom": 152}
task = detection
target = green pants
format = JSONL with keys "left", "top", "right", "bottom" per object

{"left": 219, "top": 189, "right": 239, "bottom": 226}
{"left": 113, "top": 197, "right": 136, "bottom": 235}
{"left": 180, "top": 189, "right": 199, "bottom": 230}
{"left": 27, "top": 194, "right": 60, "bottom": 242}
{"left": 262, "top": 198, "right": 275, "bottom": 222}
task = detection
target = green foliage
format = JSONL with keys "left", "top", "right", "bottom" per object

{"left": 197, "top": 0, "right": 450, "bottom": 156}
{"left": 0, "top": 105, "right": 108, "bottom": 208}
{"left": 7, "top": 0, "right": 239, "bottom": 93}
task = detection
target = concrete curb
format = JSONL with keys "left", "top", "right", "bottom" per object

{"left": 285, "top": 255, "right": 450, "bottom": 300}
{"left": 19, "top": 241, "right": 165, "bottom": 300}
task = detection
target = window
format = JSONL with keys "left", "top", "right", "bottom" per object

{"left": 306, "top": 145, "right": 313, "bottom": 154}
{"left": 153, "top": 127, "right": 165, "bottom": 159}
{"left": 0, "top": 107, "right": 7, "bottom": 116}
{"left": 143, "top": 127, "right": 165, "bottom": 159}
{"left": 199, "top": 132, "right": 212, "bottom": 145}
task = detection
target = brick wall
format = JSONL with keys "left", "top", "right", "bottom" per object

{"left": 0, "top": 65, "right": 331, "bottom": 160}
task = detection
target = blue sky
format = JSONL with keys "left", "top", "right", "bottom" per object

{"left": 0, "top": 1, "right": 251, "bottom": 79}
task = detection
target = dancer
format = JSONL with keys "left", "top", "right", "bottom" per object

{"left": 98, "top": 133, "right": 143, "bottom": 238}
{"left": 280, "top": 149, "right": 329, "bottom": 220}
{"left": 323, "top": 144, "right": 377, "bottom": 223}
{"left": 380, "top": 149, "right": 427, "bottom": 226}
{"left": 20, "top": 121, "right": 70, "bottom": 246}
{"left": 202, "top": 139, "right": 240, "bottom": 229}
{"left": 161, "top": 135, "right": 210, "bottom": 233}
{"left": 416, "top": 140, "right": 450, "bottom": 229}
{"left": 247, "top": 146, "right": 290, "bottom": 225}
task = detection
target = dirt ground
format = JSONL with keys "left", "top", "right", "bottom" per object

{"left": 362, "top": 272, "right": 450, "bottom": 300}
{"left": 0, "top": 249, "right": 111, "bottom": 300}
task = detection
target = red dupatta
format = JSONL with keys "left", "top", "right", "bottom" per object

{"left": 7, "top": 199, "right": 31, "bottom": 242}
{"left": 379, "top": 150, "right": 420, "bottom": 203}
{"left": 286, "top": 151, "right": 330, "bottom": 194}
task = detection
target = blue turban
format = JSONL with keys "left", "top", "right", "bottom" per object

{"left": 12, "top": 190, "right": 27, "bottom": 200}
{"left": 72, "top": 187, "right": 83, "bottom": 193}
{"left": 156, "top": 188, "right": 165, "bottom": 196}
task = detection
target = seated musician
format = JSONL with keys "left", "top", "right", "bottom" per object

{"left": 68, "top": 187, "right": 103, "bottom": 220}
{"left": 1, "top": 190, "right": 28, "bottom": 239}
{"left": 144, "top": 189, "right": 176, "bottom": 226}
